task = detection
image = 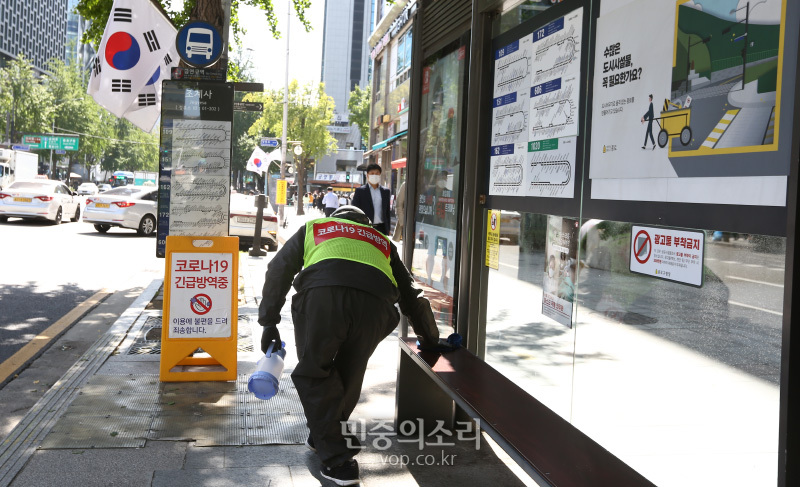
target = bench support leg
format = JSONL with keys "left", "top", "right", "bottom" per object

{"left": 396, "top": 350, "right": 455, "bottom": 433}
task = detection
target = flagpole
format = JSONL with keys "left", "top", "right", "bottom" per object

{"left": 279, "top": 0, "right": 289, "bottom": 225}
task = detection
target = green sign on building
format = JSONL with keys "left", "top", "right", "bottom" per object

{"left": 21, "top": 135, "right": 80, "bottom": 151}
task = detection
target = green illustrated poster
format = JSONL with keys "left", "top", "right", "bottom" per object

{"left": 589, "top": 0, "right": 793, "bottom": 208}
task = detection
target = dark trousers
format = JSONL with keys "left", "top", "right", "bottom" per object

{"left": 290, "top": 287, "right": 399, "bottom": 467}
{"left": 324, "top": 207, "right": 336, "bottom": 217}
{"left": 644, "top": 122, "right": 655, "bottom": 146}
{"left": 372, "top": 222, "right": 389, "bottom": 236}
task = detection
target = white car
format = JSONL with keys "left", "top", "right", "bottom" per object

{"left": 229, "top": 193, "right": 279, "bottom": 251}
{"left": 0, "top": 180, "right": 81, "bottom": 224}
{"left": 83, "top": 185, "right": 158, "bottom": 236}
{"left": 77, "top": 182, "right": 99, "bottom": 195}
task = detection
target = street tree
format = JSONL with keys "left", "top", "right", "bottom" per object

{"left": 347, "top": 84, "right": 370, "bottom": 150}
{"left": 102, "top": 117, "right": 159, "bottom": 172}
{"left": 75, "top": 0, "right": 312, "bottom": 53}
{"left": 0, "top": 56, "right": 54, "bottom": 145}
{"left": 246, "top": 80, "right": 337, "bottom": 215}
{"left": 45, "top": 60, "right": 111, "bottom": 178}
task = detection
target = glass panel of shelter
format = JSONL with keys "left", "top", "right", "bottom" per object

{"left": 481, "top": 0, "right": 786, "bottom": 485}
{"left": 411, "top": 35, "right": 470, "bottom": 335}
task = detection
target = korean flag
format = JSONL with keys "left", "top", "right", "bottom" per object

{"left": 88, "top": 0, "right": 177, "bottom": 119}
{"left": 246, "top": 146, "right": 273, "bottom": 176}
{"left": 123, "top": 43, "right": 179, "bottom": 132}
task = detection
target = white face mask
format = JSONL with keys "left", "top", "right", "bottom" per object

{"left": 436, "top": 180, "right": 447, "bottom": 189}
{"left": 368, "top": 174, "right": 381, "bottom": 185}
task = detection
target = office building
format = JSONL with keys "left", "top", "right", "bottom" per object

{"left": 313, "top": 0, "right": 372, "bottom": 193}
{"left": 0, "top": 0, "right": 67, "bottom": 74}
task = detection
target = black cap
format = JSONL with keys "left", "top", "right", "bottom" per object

{"left": 331, "top": 205, "right": 372, "bottom": 225}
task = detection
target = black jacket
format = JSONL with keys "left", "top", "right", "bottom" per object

{"left": 258, "top": 220, "right": 439, "bottom": 345}
{"left": 351, "top": 184, "right": 391, "bottom": 226}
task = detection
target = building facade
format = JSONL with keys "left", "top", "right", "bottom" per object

{"left": 391, "top": 0, "right": 800, "bottom": 486}
{"left": 366, "top": 0, "right": 416, "bottom": 201}
{"left": 0, "top": 0, "right": 67, "bottom": 73}
{"left": 315, "top": 0, "right": 372, "bottom": 192}
{"left": 66, "top": 0, "right": 95, "bottom": 72}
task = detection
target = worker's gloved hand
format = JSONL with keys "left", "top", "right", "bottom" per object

{"left": 417, "top": 333, "right": 462, "bottom": 353}
{"left": 261, "top": 326, "right": 282, "bottom": 354}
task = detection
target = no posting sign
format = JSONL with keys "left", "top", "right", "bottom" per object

{"left": 629, "top": 225, "right": 705, "bottom": 287}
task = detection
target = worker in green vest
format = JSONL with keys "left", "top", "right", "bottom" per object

{"left": 258, "top": 205, "right": 439, "bottom": 486}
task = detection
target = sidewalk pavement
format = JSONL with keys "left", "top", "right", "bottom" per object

{"left": 0, "top": 211, "right": 535, "bottom": 487}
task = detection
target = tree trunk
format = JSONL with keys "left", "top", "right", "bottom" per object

{"left": 296, "top": 158, "right": 306, "bottom": 215}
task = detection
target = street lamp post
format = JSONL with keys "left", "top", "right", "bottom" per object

{"left": 279, "top": 0, "right": 290, "bottom": 225}
{"left": 685, "top": 36, "right": 712, "bottom": 95}
{"left": 726, "top": 1, "right": 767, "bottom": 90}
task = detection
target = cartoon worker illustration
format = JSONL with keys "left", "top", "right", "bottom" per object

{"left": 641, "top": 94, "right": 655, "bottom": 150}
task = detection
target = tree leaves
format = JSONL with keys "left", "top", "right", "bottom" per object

{"left": 75, "top": 0, "right": 313, "bottom": 49}
{"left": 347, "top": 84, "right": 370, "bottom": 150}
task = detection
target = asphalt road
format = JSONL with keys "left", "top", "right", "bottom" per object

{"left": 0, "top": 216, "right": 163, "bottom": 364}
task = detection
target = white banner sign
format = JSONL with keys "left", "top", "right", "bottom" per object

{"left": 629, "top": 225, "right": 705, "bottom": 286}
{"left": 168, "top": 252, "right": 234, "bottom": 338}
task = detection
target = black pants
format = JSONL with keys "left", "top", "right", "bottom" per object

{"left": 290, "top": 286, "right": 399, "bottom": 467}
{"left": 644, "top": 123, "right": 655, "bottom": 146}
{"left": 324, "top": 207, "right": 336, "bottom": 217}
{"left": 372, "top": 222, "right": 389, "bottom": 236}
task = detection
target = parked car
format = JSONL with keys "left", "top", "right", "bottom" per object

{"left": 77, "top": 182, "right": 99, "bottom": 195}
{"left": 83, "top": 185, "right": 158, "bottom": 236}
{"left": 229, "top": 193, "right": 279, "bottom": 251}
{"left": 0, "top": 180, "right": 81, "bottom": 224}
{"left": 98, "top": 184, "right": 112, "bottom": 193}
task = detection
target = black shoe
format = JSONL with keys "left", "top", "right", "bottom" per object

{"left": 305, "top": 434, "right": 316, "bottom": 452}
{"left": 642, "top": 146, "right": 647, "bottom": 149}
{"left": 320, "top": 459, "right": 360, "bottom": 486}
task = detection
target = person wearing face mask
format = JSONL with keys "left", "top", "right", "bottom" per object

{"left": 544, "top": 254, "right": 558, "bottom": 294}
{"left": 351, "top": 163, "right": 391, "bottom": 235}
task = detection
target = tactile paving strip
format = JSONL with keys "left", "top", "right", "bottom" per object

{"left": 38, "top": 372, "right": 306, "bottom": 449}
{"left": 39, "top": 414, "right": 151, "bottom": 449}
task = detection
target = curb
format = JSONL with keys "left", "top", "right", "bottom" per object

{"left": 0, "top": 290, "right": 111, "bottom": 388}
{"left": 0, "top": 280, "right": 162, "bottom": 487}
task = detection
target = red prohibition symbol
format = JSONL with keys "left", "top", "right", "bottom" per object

{"left": 633, "top": 230, "right": 652, "bottom": 264}
{"left": 190, "top": 294, "right": 212, "bottom": 315}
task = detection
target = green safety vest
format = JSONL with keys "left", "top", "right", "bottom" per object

{"left": 304, "top": 218, "right": 397, "bottom": 287}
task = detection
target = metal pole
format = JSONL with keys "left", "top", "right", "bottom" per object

{"left": 279, "top": 0, "right": 290, "bottom": 225}
{"left": 742, "top": 1, "right": 749, "bottom": 90}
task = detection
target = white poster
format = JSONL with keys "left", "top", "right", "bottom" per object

{"left": 529, "top": 8, "right": 583, "bottom": 140}
{"left": 168, "top": 253, "right": 234, "bottom": 338}
{"left": 629, "top": 225, "right": 705, "bottom": 286}
{"left": 590, "top": 0, "right": 788, "bottom": 207}
{"left": 526, "top": 136, "right": 576, "bottom": 198}
{"left": 168, "top": 119, "right": 232, "bottom": 236}
{"left": 542, "top": 216, "right": 579, "bottom": 328}
{"left": 490, "top": 35, "right": 532, "bottom": 195}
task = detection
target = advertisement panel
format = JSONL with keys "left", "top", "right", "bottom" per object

{"left": 542, "top": 216, "right": 579, "bottom": 327}
{"left": 590, "top": 0, "right": 792, "bottom": 208}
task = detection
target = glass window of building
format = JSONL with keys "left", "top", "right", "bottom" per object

{"left": 394, "top": 28, "right": 413, "bottom": 87}
{"left": 411, "top": 34, "right": 469, "bottom": 332}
